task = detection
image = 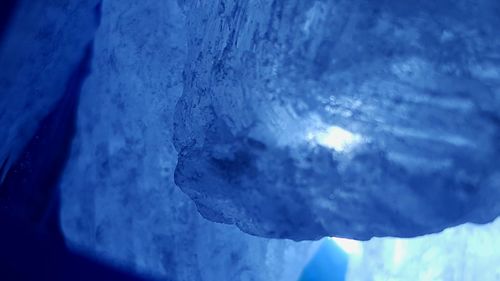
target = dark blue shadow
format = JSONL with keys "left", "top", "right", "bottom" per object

{"left": 299, "top": 239, "right": 348, "bottom": 281}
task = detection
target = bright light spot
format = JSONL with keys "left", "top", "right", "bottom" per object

{"left": 311, "top": 126, "right": 361, "bottom": 152}
{"left": 330, "top": 237, "right": 363, "bottom": 257}
{"left": 392, "top": 239, "right": 407, "bottom": 267}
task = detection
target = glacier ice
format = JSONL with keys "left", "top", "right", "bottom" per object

{"left": 0, "top": 0, "right": 100, "bottom": 179}
{"left": 174, "top": 0, "right": 500, "bottom": 240}
{"left": 0, "top": 0, "right": 500, "bottom": 280}
{"left": 58, "top": 1, "right": 314, "bottom": 280}
{"left": 346, "top": 218, "right": 500, "bottom": 281}
{"left": 0, "top": 43, "right": 92, "bottom": 239}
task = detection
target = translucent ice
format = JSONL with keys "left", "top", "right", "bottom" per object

{"left": 347, "top": 218, "right": 500, "bottom": 281}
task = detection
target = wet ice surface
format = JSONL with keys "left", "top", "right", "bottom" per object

{"left": 174, "top": 0, "right": 500, "bottom": 240}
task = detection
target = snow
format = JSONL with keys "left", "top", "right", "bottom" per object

{"left": 0, "top": 0, "right": 99, "bottom": 179}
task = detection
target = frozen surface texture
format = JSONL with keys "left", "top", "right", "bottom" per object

{"left": 2, "top": 0, "right": 500, "bottom": 280}
{"left": 174, "top": 0, "right": 500, "bottom": 240}
{"left": 0, "top": 0, "right": 99, "bottom": 177}
{"left": 347, "top": 218, "right": 500, "bottom": 281}
{"left": 59, "top": 1, "right": 313, "bottom": 280}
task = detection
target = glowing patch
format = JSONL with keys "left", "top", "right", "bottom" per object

{"left": 330, "top": 237, "right": 363, "bottom": 257}
{"left": 310, "top": 126, "right": 361, "bottom": 152}
{"left": 392, "top": 239, "right": 406, "bottom": 267}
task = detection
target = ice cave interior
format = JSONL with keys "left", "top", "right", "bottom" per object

{"left": 0, "top": 0, "right": 499, "bottom": 280}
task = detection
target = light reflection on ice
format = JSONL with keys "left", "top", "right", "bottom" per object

{"left": 330, "top": 237, "right": 363, "bottom": 257}
{"left": 392, "top": 239, "right": 407, "bottom": 268}
{"left": 307, "top": 126, "right": 361, "bottom": 152}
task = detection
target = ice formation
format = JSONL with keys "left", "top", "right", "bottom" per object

{"left": 346, "top": 218, "right": 500, "bottom": 281}
{"left": 1, "top": 1, "right": 315, "bottom": 280}
{"left": 0, "top": 1, "right": 99, "bottom": 169}
{"left": 57, "top": 1, "right": 314, "bottom": 280}
{"left": 0, "top": 0, "right": 499, "bottom": 280}
{"left": 174, "top": 0, "right": 500, "bottom": 240}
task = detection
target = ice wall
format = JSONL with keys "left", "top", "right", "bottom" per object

{"left": 174, "top": 0, "right": 500, "bottom": 240}
{"left": 1, "top": 0, "right": 500, "bottom": 280}
{"left": 347, "top": 217, "right": 500, "bottom": 281}
{"left": 0, "top": 0, "right": 100, "bottom": 179}
{"left": 59, "top": 1, "right": 313, "bottom": 280}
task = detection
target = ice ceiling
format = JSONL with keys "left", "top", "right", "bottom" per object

{"left": 0, "top": 0, "right": 499, "bottom": 280}
{"left": 174, "top": 0, "right": 500, "bottom": 240}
